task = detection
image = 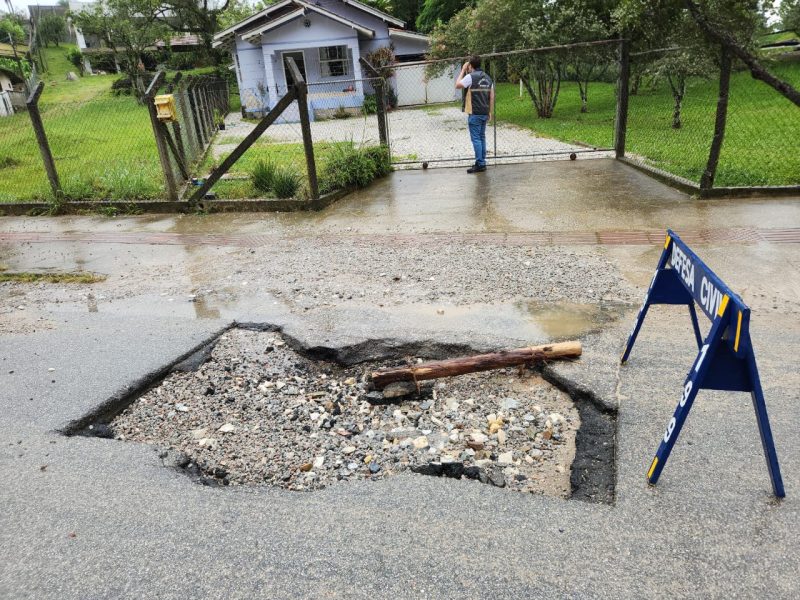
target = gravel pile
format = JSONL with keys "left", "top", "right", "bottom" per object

{"left": 112, "top": 329, "right": 578, "bottom": 496}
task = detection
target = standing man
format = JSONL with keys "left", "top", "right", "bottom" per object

{"left": 456, "top": 55, "right": 495, "bottom": 173}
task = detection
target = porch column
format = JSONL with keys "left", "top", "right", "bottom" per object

{"left": 349, "top": 40, "right": 364, "bottom": 96}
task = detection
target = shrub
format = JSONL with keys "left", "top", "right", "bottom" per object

{"left": 271, "top": 167, "right": 302, "bottom": 198}
{"left": 67, "top": 48, "right": 84, "bottom": 75}
{"left": 166, "top": 52, "right": 198, "bottom": 71}
{"left": 111, "top": 72, "right": 156, "bottom": 96}
{"left": 362, "top": 93, "right": 377, "bottom": 115}
{"left": 251, "top": 159, "right": 278, "bottom": 193}
{"left": 319, "top": 143, "right": 391, "bottom": 193}
{"left": 87, "top": 50, "right": 118, "bottom": 73}
{"left": 0, "top": 156, "right": 21, "bottom": 170}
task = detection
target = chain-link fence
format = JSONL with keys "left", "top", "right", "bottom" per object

{"left": 0, "top": 72, "right": 229, "bottom": 205}
{"left": 625, "top": 47, "right": 800, "bottom": 189}
{"left": 200, "top": 76, "right": 387, "bottom": 200}
{"left": 159, "top": 74, "right": 230, "bottom": 198}
{"left": 0, "top": 84, "right": 160, "bottom": 203}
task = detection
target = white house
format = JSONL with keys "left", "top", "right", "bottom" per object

{"left": 213, "top": 0, "right": 433, "bottom": 120}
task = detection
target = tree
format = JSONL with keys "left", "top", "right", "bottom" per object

{"left": 217, "top": 0, "right": 262, "bottom": 31}
{"left": 616, "top": 0, "right": 800, "bottom": 108}
{"left": 154, "top": 0, "right": 233, "bottom": 60}
{"left": 38, "top": 14, "right": 66, "bottom": 47}
{"left": 429, "top": 0, "right": 613, "bottom": 118}
{"left": 417, "top": 0, "right": 470, "bottom": 33}
{"left": 0, "top": 15, "right": 26, "bottom": 44}
{"left": 75, "top": 0, "right": 169, "bottom": 100}
{"left": 651, "top": 46, "right": 715, "bottom": 128}
{"left": 781, "top": 1, "right": 800, "bottom": 31}
{"left": 554, "top": 0, "right": 618, "bottom": 113}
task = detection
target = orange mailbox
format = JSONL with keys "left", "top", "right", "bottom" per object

{"left": 154, "top": 94, "right": 177, "bottom": 122}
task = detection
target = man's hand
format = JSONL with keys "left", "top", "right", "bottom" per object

{"left": 456, "top": 61, "right": 471, "bottom": 89}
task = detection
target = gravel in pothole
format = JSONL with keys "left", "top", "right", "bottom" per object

{"left": 111, "top": 329, "right": 579, "bottom": 496}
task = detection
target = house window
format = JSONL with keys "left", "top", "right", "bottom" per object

{"left": 319, "top": 46, "right": 350, "bottom": 78}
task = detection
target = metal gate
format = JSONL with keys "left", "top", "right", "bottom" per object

{"left": 385, "top": 43, "right": 618, "bottom": 168}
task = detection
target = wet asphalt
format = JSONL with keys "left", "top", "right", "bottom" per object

{"left": 1, "top": 159, "right": 799, "bottom": 598}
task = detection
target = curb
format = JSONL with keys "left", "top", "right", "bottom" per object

{"left": 0, "top": 189, "right": 352, "bottom": 217}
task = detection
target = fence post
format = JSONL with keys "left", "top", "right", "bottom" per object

{"left": 614, "top": 37, "right": 630, "bottom": 159}
{"left": 145, "top": 71, "right": 178, "bottom": 201}
{"left": 287, "top": 57, "right": 319, "bottom": 200}
{"left": 176, "top": 81, "right": 197, "bottom": 160}
{"left": 700, "top": 48, "right": 732, "bottom": 192}
{"left": 26, "top": 82, "right": 61, "bottom": 200}
{"left": 359, "top": 57, "right": 388, "bottom": 148}
{"left": 188, "top": 79, "right": 206, "bottom": 146}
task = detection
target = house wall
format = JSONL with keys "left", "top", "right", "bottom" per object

{"left": 235, "top": 37, "right": 269, "bottom": 112}
{"left": 0, "top": 91, "right": 13, "bottom": 117}
{"left": 390, "top": 35, "right": 429, "bottom": 57}
{"left": 314, "top": 0, "right": 397, "bottom": 60}
{"left": 258, "top": 13, "right": 361, "bottom": 92}
{"left": 0, "top": 72, "right": 13, "bottom": 93}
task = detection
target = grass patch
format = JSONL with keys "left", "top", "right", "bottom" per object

{"left": 0, "top": 271, "right": 106, "bottom": 284}
{"left": 204, "top": 140, "right": 391, "bottom": 199}
{"left": 0, "top": 47, "right": 239, "bottom": 203}
{"left": 251, "top": 158, "right": 278, "bottom": 193}
{"left": 495, "top": 63, "right": 800, "bottom": 186}
{"left": 272, "top": 168, "right": 302, "bottom": 198}
{"left": 319, "top": 143, "right": 391, "bottom": 193}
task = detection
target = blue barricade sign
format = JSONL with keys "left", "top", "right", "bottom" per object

{"left": 621, "top": 229, "right": 785, "bottom": 498}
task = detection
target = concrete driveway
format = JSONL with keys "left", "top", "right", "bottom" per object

{"left": 1, "top": 159, "right": 799, "bottom": 598}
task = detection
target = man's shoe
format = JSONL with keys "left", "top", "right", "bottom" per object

{"left": 467, "top": 164, "right": 487, "bottom": 174}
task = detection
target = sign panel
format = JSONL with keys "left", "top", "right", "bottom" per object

{"left": 621, "top": 230, "right": 784, "bottom": 498}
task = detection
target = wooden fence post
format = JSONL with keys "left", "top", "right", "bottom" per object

{"left": 700, "top": 48, "right": 732, "bottom": 192}
{"left": 286, "top": 57, "right": 319, "bottom": 200}
{"left": 359, "top": 57, "right": 389, "bottom": 148}
{"left": 614, "top": 37, "right": 630, "bottom": 159}
{"left": 145, "top": 71, "right": 178, "bottom": 201}
{"left": 26, "top": 82, "right": 61, "bottom": 200}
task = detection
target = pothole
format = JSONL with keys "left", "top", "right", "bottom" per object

{"left": 71, "top": 327, "right": 616, "bottom": 503}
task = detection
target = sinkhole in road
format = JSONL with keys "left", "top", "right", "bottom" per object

{"left": 68, "top": 326, "right": 616, "bottom": 504}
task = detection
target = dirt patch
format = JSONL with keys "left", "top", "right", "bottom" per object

{"left": 109, "top": 329, "right": 580, "bottom": 497}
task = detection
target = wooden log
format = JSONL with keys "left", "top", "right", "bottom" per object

{"left": 370, "top": 341, "right": 582, "bottom": 390}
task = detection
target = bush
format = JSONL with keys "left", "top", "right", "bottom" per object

{"left": 319, "top": 143, "right": 391, "bottom": 193}
{"left": 251, "top": 158, "right": 278, "bottom": 193}
{"left": 67, "top": 47, "right": 84, "bottom": 75}
{"left": 111, "top": 72, "right": 156, "bottom": 96}
{"left": 271, "top": 168, "right": 302, "bottom": 198}
{"left": 362, "top": 93, "right": 377, "bottom": 115}
{"left": 166, "top": 52, "right": 198, "bottom": 71}
{"left": 87, "top": 50, "right": 118, "bottom": 73}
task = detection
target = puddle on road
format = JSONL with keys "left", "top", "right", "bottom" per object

{"left": 328, "top": 300, "right": 627, "bottom": 341}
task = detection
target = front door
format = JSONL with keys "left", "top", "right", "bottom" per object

{"left": 282, "top": 51, "right": 307, "bottom": 87}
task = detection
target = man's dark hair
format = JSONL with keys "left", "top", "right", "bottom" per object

{"left": 469, "top": 55, "right": 481, "bottom": 70}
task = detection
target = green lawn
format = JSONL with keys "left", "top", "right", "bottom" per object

{"left": 495, "top": 63, "right": 800, "bottom": 187}
{"left": 0, "top": 46, "right": 238, "bottom": 203}
{"left": 203, "top": 140, "right": 350, "bottom": 199}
